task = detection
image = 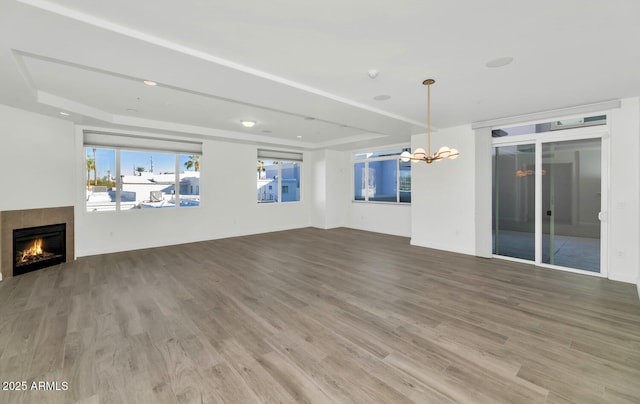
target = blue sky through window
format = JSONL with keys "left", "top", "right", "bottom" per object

{"left": 86, "top": 148, "right": 198, "bottom": 178}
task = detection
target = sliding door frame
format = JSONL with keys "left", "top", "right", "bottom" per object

{"left": 492, "top": 123, "right": 609, "bottom": 278}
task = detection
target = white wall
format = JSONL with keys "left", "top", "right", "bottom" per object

{"left": 308, "top": 149, "right": 349, "bottom": 229}
{"left": 474, "top": 127, "right": 492, "bottom": 257}
{"left": 0, "top": 104, "right": 75, "bottom": 211}
{"left": 608, "top": 97, "right": 640, "bottom": 284}
{"left": 75, "top": 138, "right": 313, "bottom": 256}
{"left": 308, "top": 150, "right": 328, "bottom": 228}
{"left": 411, "top": 125, "right": 477, "bottom": 254}
{"left": 325, "top": 150, "right": 350, "bottom": 229}
{"left": 347, "top": 202, "right": 411, "bottom": 237}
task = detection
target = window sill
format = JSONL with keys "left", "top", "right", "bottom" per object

{"left": 351, "top": 200, "right": 411, "bottom": 206}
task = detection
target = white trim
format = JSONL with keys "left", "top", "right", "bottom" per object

{"left": 535, "top": 141, "right": 542, "bottom": 264}
{"left": 599, "top": 131, "right": 610, "bottom": 279}
{"left": 491, "top": 137, "right": 539, "bottom": 147}
{"left": 493, "top": 255, "right": 606, "bottom": 278}
{"left": 39, "top": 91, "right": 113, "bottom": 122}
{"left": 396, "top": 159, "right": 401, "bottom": 203}
{"left": 473, "top": 100, "right": 621, "bottom": 129}
{"left": 537, "top": 263, "right": 607, "bottom": 278}
{"left": 351, "top": 200, "right": 411, "bottom": 206}
{"left": 278, "top": 163, "right": 282, "bottom": 203}
{"left": 115, "top": 147, "right": 121, "bottom": 211}
{"left": 492, "top": 254, "right": 536, "bottom": 266}
{"left": 364, "top": 161, "right": 370, "bottom": 202}
{"left": 494, "top": 112, "right": 608, "bottom": 132}
{"left": 491, "top": 121, "right": 609, "bottom": 146}
{"left": 174, "top": 155, "right": 180, "bottom": 208}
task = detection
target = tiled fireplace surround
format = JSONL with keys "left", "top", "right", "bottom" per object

{"left": 0, "top": 206, "right": 74, "bottom": 280}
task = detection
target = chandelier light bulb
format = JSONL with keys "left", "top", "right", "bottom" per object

{"left": 413, "top": 148, "right": 426, "bottom": 162}
{"left": 437, "top": 146, "right": 451, "bottom": 158}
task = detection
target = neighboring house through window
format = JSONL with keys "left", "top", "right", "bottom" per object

{"left": 353, "top": 147, "right": 411, "bottom": 203}
{"left": 257, "top": 149, "right": 302, "bottom": 203}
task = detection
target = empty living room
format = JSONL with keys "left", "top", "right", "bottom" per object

{"left": 1, "top": 1, "right": 639, "bottom": 403}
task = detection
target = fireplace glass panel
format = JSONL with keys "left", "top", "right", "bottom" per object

{"left": 13, "top": 223, "right": 66, "bottom": 276}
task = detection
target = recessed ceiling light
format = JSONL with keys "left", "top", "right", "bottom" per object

{"left": 297, "top": 135, "right": 302, "bottom": 139}
{"left": 59, "top": 111, "right": 70, "bottom": 116}
{"left": 486, "top": 57, "right": 514, "bottom": 68}
{"left": 241, "top": 120, "right": 256, "bottom": 128}
{"left": 373, "top": 94, "right": 391, "bottom": 101}
{"left": 126, "top": 108, "right": 138, "bottom": 113}
{"left": 143, "top": 80, "right": 157, "bottom": 86}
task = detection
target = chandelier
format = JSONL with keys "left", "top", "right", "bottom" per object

{"left": 401, "top": 79, "right": 459, "bottom": 164}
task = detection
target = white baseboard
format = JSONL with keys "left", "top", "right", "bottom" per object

{"left": 409, "top": 238, "right": 475, "bottom": 257}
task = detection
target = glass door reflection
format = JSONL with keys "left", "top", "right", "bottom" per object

{"left": 541, "top": 138, "right": 601, "bottom": 272}
{"left": 492, "top": 144, "right": 536, "bottom": 260}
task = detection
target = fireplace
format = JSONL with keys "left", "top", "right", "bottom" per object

{"left": 13, "top": 223, "right": 66, "bottom": 276}
{"left": 0, "top": 206, "right": 74, "bottom": 279}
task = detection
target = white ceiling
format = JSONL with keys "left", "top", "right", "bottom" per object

{"left": 1, "top": 0, "right": 639, "bottom": 150}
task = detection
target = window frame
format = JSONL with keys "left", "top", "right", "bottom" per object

{"left": 84, "top": 146, "right": 201, "bottom": 212}
{"left": 257, "top": 159, "right": 302, "bottom": 204}
{"left": 352, "top": 147, "right": 411, "bottom": 204}
{"left": 257, "top": 149, "right": 303, "bottom": 204}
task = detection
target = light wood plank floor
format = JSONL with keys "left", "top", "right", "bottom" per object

{"left": 1, "top": 227, "right": 639, "bottom": 403}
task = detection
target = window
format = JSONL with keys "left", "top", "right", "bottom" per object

{"left": 257, "top": 149, "right": 302, "bottom": 203}
{"left": 85, "top": 147, "right": 117, "bottom": 211}
{"left": 354, "top": 162, "right": 365, "bottom": 201}
{"left": 84, "top": 133, "right": 201, "bottom": 212}
{"left": 491, "top": 114, "right": 606, "bottom": 138}
{"left": 399, "top": 160, "right": 411, "bottom": 203}
{"left": 353, "top": 147, "right": 411, "bottom": 203}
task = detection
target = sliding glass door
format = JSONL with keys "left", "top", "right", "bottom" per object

{"left": 492, "top": 127, "right": 606, "bottom": 276}
{"left": 492, "top": 144, "right": 536, "bottom": 260}
{"left": 541, "top": 138, "right": 601, "bottom": 272}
